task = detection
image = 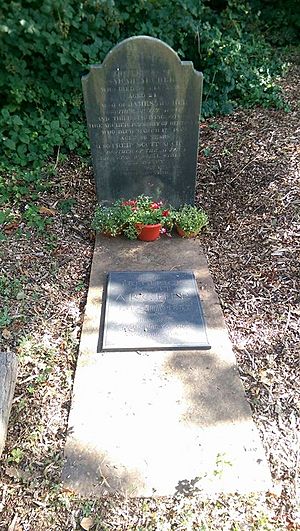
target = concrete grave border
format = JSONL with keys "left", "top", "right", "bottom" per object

{"left": 62, "top": 235, "right": 272, "bottom": 497}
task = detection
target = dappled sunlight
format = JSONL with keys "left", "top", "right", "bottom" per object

{"left": 65, "top": 306, "right": 271, "bottom": 497}
{"left": 64, "top": 350, "right": 270, "bottom": 496}
{"left": 63, "top": 215, "right": 271, "bottom": 497}
{"left": 101, "top": 271, "right": 209, "bottom": 351}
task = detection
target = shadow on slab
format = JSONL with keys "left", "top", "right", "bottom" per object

{"left": 164, "top": 350, "right": 250, "bottom": 426}
{"left": 62, "top": 236, "right": 266, "bottom": 496}
{"left": 62, "top": 443, "right": 147, "bottom": 497}
{"left": 98, "top": 271, "right": 210, "bottom": 351}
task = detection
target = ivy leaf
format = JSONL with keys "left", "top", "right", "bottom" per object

{"left": 4, "top": 138, "right": 16, "bottom": 150}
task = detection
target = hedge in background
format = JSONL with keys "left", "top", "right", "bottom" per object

{"left": 0, "top": 0, "right": 287, "bottom": 176}
{"left": 250, "top": 0, "right": 300, "bottom": 46}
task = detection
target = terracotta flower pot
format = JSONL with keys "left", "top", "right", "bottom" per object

{"left": 175, "top": 225, "right": 200, "bottom": 238}
{"left": 137, "top": 223, "right": 162, "bottom": 241}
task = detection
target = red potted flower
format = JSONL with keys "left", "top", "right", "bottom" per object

{"left": 122, "top": 195, "right": 173, "bottom": 241}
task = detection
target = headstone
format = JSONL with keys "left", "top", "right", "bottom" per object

{"left": 82, "top": 36, "right": 203, "bottom": 207}
{"left": 101, "top": 271, "right": 210, "bottom": 351}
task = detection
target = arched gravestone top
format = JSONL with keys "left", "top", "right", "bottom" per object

{"left": 82, "top": 36, "right": 203, "bottom": 207}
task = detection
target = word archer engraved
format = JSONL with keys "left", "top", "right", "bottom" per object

{"left": 101, "top": 271, "right": 210, "bottom": 351}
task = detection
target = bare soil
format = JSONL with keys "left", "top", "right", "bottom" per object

{"left": 0, "top": 64, "right": 299, "bottom": 530}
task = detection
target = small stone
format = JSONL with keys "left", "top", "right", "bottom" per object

{"left": 80, "top": 516, "right": 95, "bottom": 530}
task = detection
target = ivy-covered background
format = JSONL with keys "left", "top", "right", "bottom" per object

{"left": 0, "top": 0, "right": 299, "bottom": 176}
{"left": 0, "top": 3, "right": 300, "bottom": 528}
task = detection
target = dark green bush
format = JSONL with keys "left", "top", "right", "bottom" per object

{"left": 0, "top": 0, "right": 288, "bottom": 180}
{"left": 0, "top": 0, "right": 121, "bottom": 172}
{"left": 250, "top": 0, "right": 300, "bottom": 46}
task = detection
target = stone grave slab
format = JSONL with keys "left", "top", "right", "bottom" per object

{"left": 82, "top": 36, "right": 203, "bottom": 206}
{"left": 62, "top": 236, "right": 272, "bottom": 497}
{"left": 101, "top": 271, "right": 210, "bottom": 351}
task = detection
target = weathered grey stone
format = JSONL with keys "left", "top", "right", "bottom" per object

{"left": 0, "top": 351, "right": 18, "bottom": 456}
{"left": 102, "top": 271, "right": 210, "bottom": 351}
{"left": 62, "top": 236, "right": 272, "bottom": 497}
{"left": 82, "top": 36, "right": 203, "bottom": 207}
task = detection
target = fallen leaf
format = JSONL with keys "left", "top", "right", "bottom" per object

{"left": 80, "top": 516, "right": 95, "bottom": 530}
{"left": 3, "top": 221, "right": 19, "bottom": 234}
{"left": 39, "top": 206, "right": 56, "bottom": 216}
{"left": 259, "top": 369, "right": 275, "bottom": 385}
{"left": 2, "top": 328, "right": 11, "bottom": 339}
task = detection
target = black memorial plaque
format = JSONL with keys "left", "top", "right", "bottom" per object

{"left": 101, "top": 271, "right": 210, "bottom": 351}
{"left": 82, "top": 36, "right": 203, "bottom": 207}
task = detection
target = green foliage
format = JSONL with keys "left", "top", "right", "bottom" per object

{"left": 122, "top": 196, "right": 173, "bottom": 239}
{"left": 8, "top": 447, "right": 24, "bottom": 464}
{"left": 57, "top": 198, "right": 76, "bottom": 214}
{"left": 213, "top": 452, "right": 233, "bottom": 477}
{"left": 0, "top": 0, "right": 289, "bottom": 185}
{"left": 0, "top": 274, "right": 22, "bottom": 298}
{"left": 92, "top": 196, "right": 208, "bottom": 240}
{"left": 92, "top": 203, "right": 132, "bottom": 236}
{"left": 0, "top": 0, "right": 121, "bottom": 172}
{"left": 92, "top": 195, "right": 173, "bottom": 240}
{"left": 198, "top": 1, "right": 287, "bottom": 115}
{"left": 125, "top": 196, "right": 171, "bottom": 224}
{"left": 0, "top": 168, "right": 50, "bottom": 205}
{"left": 175, "top": 205, "right": 208, "bottom": 235}
{"left": 250, "top": 0, "right": 300, "bottom": 46}
{"left": 0, "top": 209, "right": 13, "bottom": 224}
{"left": 0, "top": 306, "right": 12, "bottom": 328}
{"left": 23, "top": 204, "right": 52, "bottom": 231}
{"left": 75, "top": 280, "right": 85, "bottom": 292}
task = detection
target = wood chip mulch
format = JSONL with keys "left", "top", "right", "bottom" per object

{"left": 0, "top": 64, "right": 299, "bottom": 530}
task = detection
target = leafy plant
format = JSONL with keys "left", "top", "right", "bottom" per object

{"left": 0, "top": 0, "right": 288, "bottom": 187}
{"left": 122, "top": 196, "right": 173, "bottom": 240}
{"left": 0, "top": 306, "right": 12, "bottom": 328}
{"left": 251, "top": 0, "right": 300, "bottom": 46}
{"left": 75, "top": 280, "right": 85, "bottom": 292}
{"left": 213, "top": 452, "right": 233, "bottom": 477}
{"left": 23, "top": 204, "right": 52, "bottom": 231}
{"left": 57, "top": 198, "right": 76, "bottom": 214}
{"left": 92, "top": 203, "right": 132, "bottom": 237}
{"left": 8, "top": 447, "right": 24, "bottom": 464}
{"left": 0, "top": 168, "right": 50, "bottom": 205}
{"left": 175, "top": 205, "right": 208, "bottom": 236}
{"left": 0, "top": 209, "right": 13, "bottom": 224}
{"left": 92, "top": 196, "right": 209, "bottom": 240}
{"left": 0, "top": 275, "right": 22, "bottom": 298}
{"left": 92, "top": 196, "right": 173, "bottom": 239}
